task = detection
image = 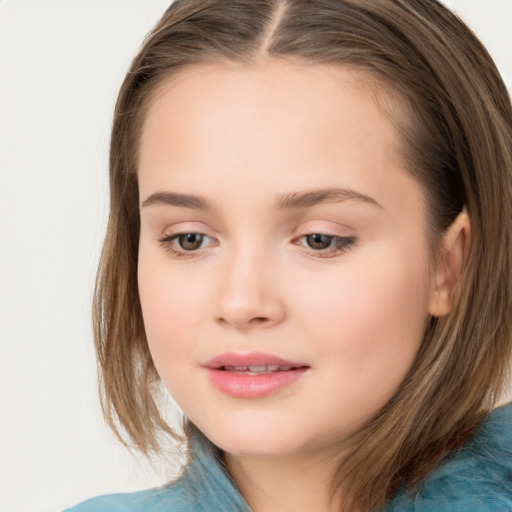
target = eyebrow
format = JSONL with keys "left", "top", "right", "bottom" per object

{"left": 142, "top": 191, "right": 211, "bottom": 210}
{"left": 277, "top": 188, "right": 382, "bottom": 210}
{"left": 141, "top": 187, "right": 381, "bottom": 210}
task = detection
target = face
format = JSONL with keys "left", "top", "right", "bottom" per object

{"left": 137, "top": 60, "right": 436, "bottom": 461}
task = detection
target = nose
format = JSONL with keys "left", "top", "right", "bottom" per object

{"left": 214, "top": 246, "right": 286, "bottom": 330}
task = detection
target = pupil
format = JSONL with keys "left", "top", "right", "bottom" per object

{"left": 307, "top": 234, "right": 332, "bottom": 250}
{"left": 179, "top": 233, "right": 203, "bottom": 250}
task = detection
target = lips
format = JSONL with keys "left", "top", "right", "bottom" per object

{"left": 220, "top": 364, "right": 297, "bottom": 373}
{"left": 205, "top": 351, "right": 305, "bottom": 369}
{"left": 204, "top": 351, "right": 309, "bottom": 398}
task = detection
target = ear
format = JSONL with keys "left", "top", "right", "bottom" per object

{"left": 429, "top": 208, "right": 471, "bottom": 317}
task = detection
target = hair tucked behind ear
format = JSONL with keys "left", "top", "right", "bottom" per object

{"left": 94, "top": 1, "right": 512, "bottom": 510}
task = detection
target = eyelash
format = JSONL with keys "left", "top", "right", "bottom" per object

{"left": 158, "top": 233, "right": 215, "bottom": 259}
{"left": 294, "top": 234, "right": 356, "bottom": 258}
{"left": 158, "top": 233, "right": 356, "bottom": 259}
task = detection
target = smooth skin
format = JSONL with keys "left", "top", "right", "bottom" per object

{"left": 137, "top": 60, "right": 469, "bottom": 512}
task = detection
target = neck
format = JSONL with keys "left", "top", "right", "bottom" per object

{"left": 224, "top": 447, "right": 345, "bottom": 512}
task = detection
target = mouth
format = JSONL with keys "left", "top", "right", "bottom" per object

{"left": 217, "top": 364, "right": 305, "bottom": 374}
{"left": 204, "top": 351, "right": 309, "bottom": 398}
{"left": 204, "top": 351, "right": 307, "bottom": 369}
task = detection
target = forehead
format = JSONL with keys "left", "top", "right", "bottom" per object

{"left": 138, "top": 59, "right": 420, "bottom": 216}
{"left": 140, "top": 60, "right": 403, "bottom": 160}
{"left": 142, "top": 59, "right": 398, "bottom": 139}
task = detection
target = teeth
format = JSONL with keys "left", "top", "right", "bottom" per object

{"left": 248, "top": 365, "right": 267, "bottom": 372}
{"left": 222, "top": 364, "right": 296, "bottom": 373}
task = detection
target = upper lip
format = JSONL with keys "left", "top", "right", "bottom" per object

{"left": 204, "top": 351, "right": 307, "bottom": 369}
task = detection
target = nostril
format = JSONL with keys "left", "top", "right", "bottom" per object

{"left": 250, "top": 317, "right": 270, "bottom": 324}
{"left": 216, "top": 315, "right": 271, "bottom": 329}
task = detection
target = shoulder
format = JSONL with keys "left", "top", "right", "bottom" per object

{"left": 63, "top": 481, "right": 191, "bottom": 512}
{"left": 389, "top": 404, "right": 512, "bottom": 511}
{"left": 64, "top": 432, "right": 251, "bottom": 512}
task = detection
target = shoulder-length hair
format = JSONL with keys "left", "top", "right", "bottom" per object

{"left": 94, "top": 1, "right": 512, "bottom": 510}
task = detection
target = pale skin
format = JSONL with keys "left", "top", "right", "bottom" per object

{"left": 137, "top": 60, "right": 469, "bottom": 512}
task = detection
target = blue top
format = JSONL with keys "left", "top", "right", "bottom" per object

{"left": 65, "top": 404, "right": 512, "bottom": 511}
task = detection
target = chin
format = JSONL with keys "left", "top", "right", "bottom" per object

{"left": 201, "top": 420, "right": 346, "bottom": 461}
{"left": 198, "top": 419, "right": 304, "bottom": 457}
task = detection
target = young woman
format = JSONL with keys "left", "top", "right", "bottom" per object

{"left": 66, "top": 0, "right": 512, "bottom": 510}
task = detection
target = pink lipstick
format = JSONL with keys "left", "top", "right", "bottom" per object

{"left": 204, "top": 351, "right": 309, "bottom": 398}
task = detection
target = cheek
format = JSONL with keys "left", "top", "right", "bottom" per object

{"left": 292, "top": 244, "right": 431, "bottom": 375}
{"left": 139, "top": 270, "right": 187, "bottom": 337}
{"left": 137, "top": 258, "right": 206, "bottom": 378}
{"left": 138, "top": 271, "right": 208, "bottom": 404}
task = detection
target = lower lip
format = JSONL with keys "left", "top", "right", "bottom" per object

{"left": 206, "top": 368, "right": 308, "bottom": 398}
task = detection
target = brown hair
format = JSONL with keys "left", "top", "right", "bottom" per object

{"left": 94, "top": 1, "right": 512, "bottom": 510}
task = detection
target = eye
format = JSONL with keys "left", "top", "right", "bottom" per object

{"left": 176, "top": 233, "right": 205, "bottom": 251}
{"left": 158, "top": 232, "right": 215, "bottom": 257}
{"left": 305, "top": 234, "right": 334, "bottom": 250}
{"left": 295, "top": 233, "right": 356, "bottom": 257}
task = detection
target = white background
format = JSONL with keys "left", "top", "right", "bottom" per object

{"left": 0, "top": 1, "right": 511, "bottom": 511}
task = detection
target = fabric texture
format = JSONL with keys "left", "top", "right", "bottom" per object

{"left": 65, "top": 403, "right": 512, "bottom": 511}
